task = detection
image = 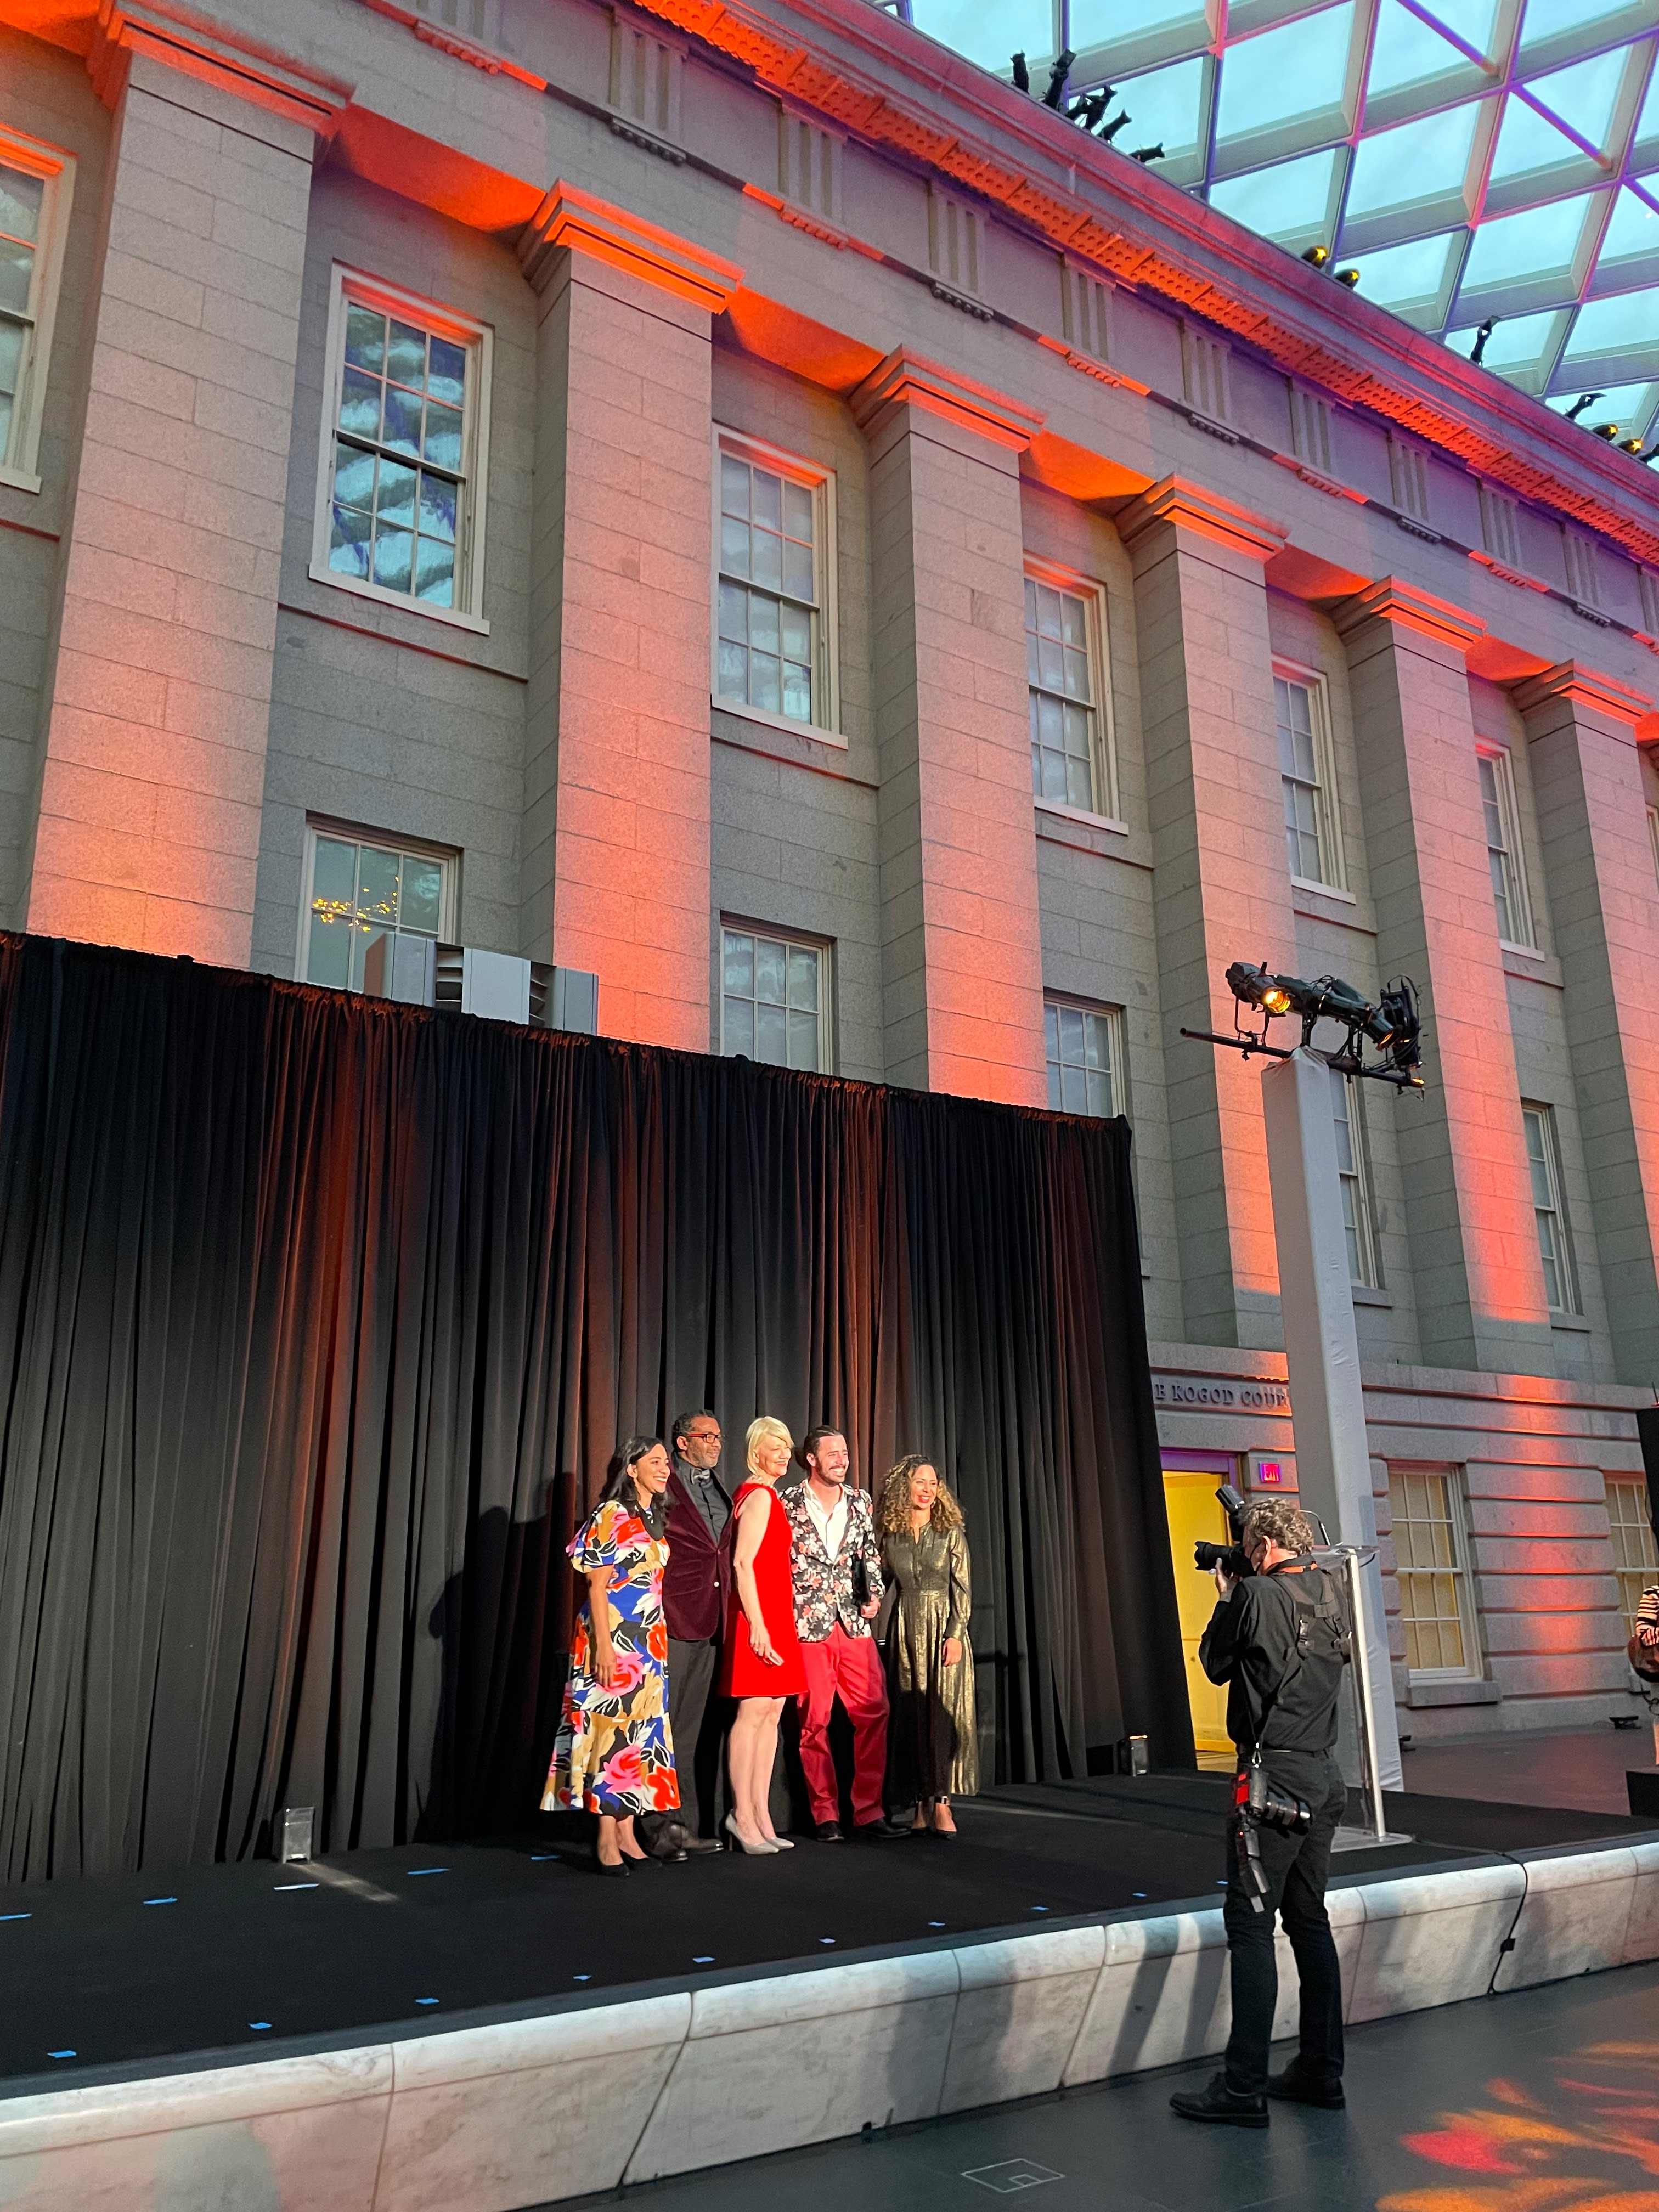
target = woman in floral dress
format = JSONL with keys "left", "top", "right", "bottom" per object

{"left": 544, "top": 1435, "right": 680, "bottom": 1873}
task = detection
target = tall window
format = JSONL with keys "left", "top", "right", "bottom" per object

{"left": 1477, "top": 748, "right": 1533, "bottom": 948}
{"left": 1606, "top": 1479, "right": 1658, "bottom": 1637}
{"left": 1276, "top": 670, "right": 1342, "bottom": 888}
{"left": 1522, "top": 1103, "right": 1579, "bottom": 1314}
{"left": 0, "top": 128, "right": 74, "bottom": 491}
{"left": 1045, "top": 997, "right": 1124, "bottom": 1118}
{"left": 302, "top": 824, "right": 455, "bottom": 992}
{"left": 311, "top": 268, "right": 492, "bottom": 627}
{"left": 1026, "top": 572, "right": 1108, "bottom": 815}
{"left": 1388, "top": 1467, "right": 1477, "bottom": 1678}
{"left": 721, "top": 926, "right": 828, "bottom": 1071}
{"left": 715, "top": 437, "right": 832, "bottom": 732}
{"left": 1333, "top": 1068, "right": 1378, "bottom": 1288}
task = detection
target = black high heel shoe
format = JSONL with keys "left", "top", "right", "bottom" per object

{"left": 594, "top": 1854, "right": 629, "bottom": 1877}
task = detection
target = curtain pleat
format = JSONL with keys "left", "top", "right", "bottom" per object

{"left": 0, "top": 935, "right": 1190, "bottom": 1881}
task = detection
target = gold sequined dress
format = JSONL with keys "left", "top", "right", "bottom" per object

{"left": 880, "top": 1520, "right": 978, "bottom": 1802}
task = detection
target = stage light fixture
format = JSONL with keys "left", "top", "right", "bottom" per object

{"left": 1042, "top": 48, "right": 1075, "bottom": 108}
{"left": 1218, "top": 963, "right": 1423, "bottom": 1085}
{"left": 1099, "top": 108, "right": 1132, "bottom": 141}
{"left": 1130, "top": 142, "right": 1165, "bottom": 161}
{"left": 1011, "top": 49, "right": 1029, "bottom": 91}
{"left": 1335, "top": 267, "right": 1361, "bottom": 288}
{"left": 1468, "top": 315, "right": 1498, "bottom": 366}
{"left": 1564, "top": 392, "right": 1603, "bottom": 421}
{"left": 1301, "top": 245, "right": 1330, "bottom": 267}
{"left": 1226, "top": 961, "right": 1295, "bottom": 1017}
{"left": 1618, "top": 436, "right": 1645, "bottom": 454}
{"left": 1592, "top": 421, "right": 1621, "bottom": 440}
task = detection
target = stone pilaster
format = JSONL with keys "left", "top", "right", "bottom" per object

{"left": 1336, "top": 580, "right": 1554, "bottom": 1374}
{"left": 1518, "top": 659, "right": 1659, "bottom": 1381}
{"left": 1119, "top": 477, "right": 1292, "bottom": 1350}
{"left": 518, "top": 187, "right": 739, "bottom": 1049}
{"left": 26, "top": 17, "right": 344, "bottom": 961}
{"left": 851, "top": 349, "right": 1046, "bottom": 1105}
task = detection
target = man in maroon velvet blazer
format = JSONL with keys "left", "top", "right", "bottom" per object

{"left": 640, "top": 1408, "right": 733, "bottom": 1857}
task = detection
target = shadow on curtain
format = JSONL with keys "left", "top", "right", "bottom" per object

{"left": 0, "top": 935, "right": 1190, "bottom": 1880}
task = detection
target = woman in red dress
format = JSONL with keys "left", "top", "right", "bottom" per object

{"left": 719, "top": 1414, "right": 805, "bottom": 1854}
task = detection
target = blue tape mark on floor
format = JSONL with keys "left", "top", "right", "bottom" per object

{"left": 929, "top": 1920, "right": 946, "bottom": 1928}
{"left": 692, "top": 1956, "right": 714, "bottom": 1964}
{"left": 248, "top": 2022, "right": 272, "bottom": 2032}
{"left": 529, "top": 1854, "right": 557, "bottom": 1862}
{"left": 820, "top": 1937, "right": 836, "bottom": 1945}
{"left": 143, "top": 1897, "right": 178, "bottom": 1906}
{"left": 274, "top": 1882, "right": 318, "bottom": 1892}
{"left": 573, "top": 1974, "right": 591, "bottom": 1982}
{"left": 415, "top": 1997, "right": 439, "bottom": 2006}
{"left": 0, "top": 1913, "right": 30, "bottom": 1922}
{"left": 1133, "top": 1892, "right": 1147, "bottom": 1899}
{"left": 405, "top": 1867, "right": 448, "bottom": 1877}
{"left": 1031, "top": 1905, "right": 1049, "bottom": 1913}
{"left": 48, "top": 2051, "right": 75, "bottom": 2059}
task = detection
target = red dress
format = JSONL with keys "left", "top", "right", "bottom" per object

{"left": 718, "top": 1481, "right": 805, "bottom": 1697}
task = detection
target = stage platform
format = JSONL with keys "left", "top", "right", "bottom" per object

{"left": 3, "top": 1776, "right": 1657, "bottom": 2209}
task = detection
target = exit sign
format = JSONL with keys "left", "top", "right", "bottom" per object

{"left": 1254, "top": 1460, "right": 1284, "bottom": 1486}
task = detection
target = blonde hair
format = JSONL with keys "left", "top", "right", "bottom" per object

{"left": 746, "top": 1415, "right": 794, "bottom": 1476}
{"left": 876, "top": 1454, "right": 964, "bottom": 1537}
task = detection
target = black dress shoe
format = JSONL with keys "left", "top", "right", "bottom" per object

{"left": 1169, "top": 2075, "right": 1268, "bottom": 2128}
{"left": 855, "top": 1816, "right": 912, "bottom": 1839}
{"left": 815, "top": 1820, "right": 844, "bottom": 1842}
{"left": 1267, "top": 2063, "right": 1345, "bottom": 2109}
{"left": 679, "top": 1835, "right": 724, "bottom": 1856}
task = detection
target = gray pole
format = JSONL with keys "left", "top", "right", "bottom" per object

{"left": 1261, "top": 1046, "right": 1403, "bottom": 1789}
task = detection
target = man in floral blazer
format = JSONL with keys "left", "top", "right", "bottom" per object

{"left": 784, "top": 1429, "right": 909, "bottom": 1841}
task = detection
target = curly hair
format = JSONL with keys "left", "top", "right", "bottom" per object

{"left": 1241, "top": 1497, "right": 1319, "bottom": 1554}
{"left": 875, "top": 1453, "right": 964, "bottom": 1537}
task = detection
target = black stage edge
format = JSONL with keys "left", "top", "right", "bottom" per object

{"left": 5, "top": 1779, "right": 1654, "bottom": 2090}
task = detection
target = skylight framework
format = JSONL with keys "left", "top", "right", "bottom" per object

{"left": 882, "top": 0, "right": 1659, "bottom": 430}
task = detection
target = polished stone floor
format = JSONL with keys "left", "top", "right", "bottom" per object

{"left": 555, "top": 1959, "right": 1659, "bottom": 2212}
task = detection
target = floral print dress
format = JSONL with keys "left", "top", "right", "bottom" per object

{"left": 543, "top": 1498, "right": 680, "bottom": 1818}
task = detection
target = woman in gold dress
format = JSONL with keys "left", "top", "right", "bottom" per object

{"left": 876, "top": 1454, "right": 977, "bottom": 1835}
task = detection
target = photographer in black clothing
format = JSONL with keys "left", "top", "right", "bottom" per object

{"left": 1170, "top": 1497, "right": 1351, "bottom": 2130}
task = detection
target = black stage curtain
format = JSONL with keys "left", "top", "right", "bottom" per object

{"left": 0, "top": 935, "right": 1190, "bottom": 1881}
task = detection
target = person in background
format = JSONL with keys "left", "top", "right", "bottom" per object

{"left": 876, "top": 1454, "right": 977, "bottom": 1835}
{"left": 543, "top": 1436, "right": 679, "bottom": 1875}
{"left": 785, "top": 1427, "right": 908, "bottom": 1842}
{"left": 637, "top": 1408, "right": 731, "bottom": 1860}
{"left": 718, "top": 1415, "right": 805, "bottom": 1854}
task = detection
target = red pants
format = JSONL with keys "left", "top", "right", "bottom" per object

{"left": 798, "top": 1625, "right": 889, "bottom": 1827}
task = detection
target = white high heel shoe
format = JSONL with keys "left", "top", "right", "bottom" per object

{"left": 725, "top": 1810, "right": 780, "bottom": 1855}
{"left": 763, "top": 1831, "right": 795, "bottom": 1848}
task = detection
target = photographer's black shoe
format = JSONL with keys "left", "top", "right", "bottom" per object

{"left": 1169, "top": 2075, "right": 1268, "bottom": 2128}
{"left": 1266, "top": 2062, "right": 1345, "bottom": 2109}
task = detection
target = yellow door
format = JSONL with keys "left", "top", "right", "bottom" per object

{"left": 1162, "top": 1471, "right": 1235, "bottom": 1770}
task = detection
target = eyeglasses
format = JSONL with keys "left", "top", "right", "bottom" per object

{"left": 685, "top": 1428, "right": 721, "bottom": 1443}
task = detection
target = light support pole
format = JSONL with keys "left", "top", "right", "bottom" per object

{"left": 1261, "top": 1047, "right": 1404, "bottom": 1792}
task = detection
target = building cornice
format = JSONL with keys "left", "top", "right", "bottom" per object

{"left": 518, "top": 181, "right": 744, "bottom": 311}
{"left": 89, "top": 0, "right": 353, "bottom": 138}
{"left": 848, "top": 346, "right": 1043, "bottom": 451}
{"left": 1334, "top": 578, "right": 1486, "bottom": 651}
{"left": 624, "top": 0, "right": 1659, "bottom": 575}
{"left": 1117, "top": 476, "right": 1286, "bottom": 563}
{"left": 1513, "top": 661, "right": 1655, "bottom": 725}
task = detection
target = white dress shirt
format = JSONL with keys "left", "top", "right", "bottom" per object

{"left": 802, "top": 1482, "right": 850, "bottom": 1559}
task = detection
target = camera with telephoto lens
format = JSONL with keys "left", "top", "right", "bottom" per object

{"left": 1193, "top": 1481, "right": 1251, "bottom": 1579}
{"left": 1243, "top": 1760, "right": 1312, "bottom": 1836}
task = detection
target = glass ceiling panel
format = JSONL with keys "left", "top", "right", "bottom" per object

{"left": 1208, "top": 144, "right": 1345, "bottom": 237}
{"left": 1545, "top": 377, "right": 1659, "bottom": 427}
{"left": 1111, "top": 54, "right": 1211, "bottom": 162}
{"left": 1212, "top": 3, "right": 1356, "bottom": 144}
{"left": 1525, "top": 45, "right": 1631, "bottom": 148}
{"left": 1344, "top": 100, "right": 1482, "bottom": 218}
{"left": 881, "top": 0, "right": 1659, "bottom": 393}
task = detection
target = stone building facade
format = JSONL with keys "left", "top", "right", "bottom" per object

{"left": 3, "top": 0, "right": 1658, "bottom": 1743}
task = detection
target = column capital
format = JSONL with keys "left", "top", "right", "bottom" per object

{"left": 518, "top": 183, "right": 743, "bottom": 313}
{"left": 1513, "top": 659, "right": 1654, "bottom": 726}
{"left": 89, "top": 0, "right": 353, "bottom": 143}
{"left": 1333, "top": 577, "right": 1485, "bottom": 653}
{"left": 849, "top": 347, "right": 1045, "bottom": 453}
{"left": 1115, "top": 475, "right": 1286, "bottom": 563}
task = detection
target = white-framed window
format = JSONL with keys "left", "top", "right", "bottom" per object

{"left": 1605, "top": 1477, "right": 1658, "bottom": 1638}
{"left": 309, "top": 266, "right": 493, "bottom": 633}
{"left": 1522, "top": 1102, "right": 1579, "bottom": 1316}
{"left": 713, "top": 432, "right": 837, "bottom": 738}
{"left": 1477, "top": 746, "right": 1533, "bottom": 949}
{"left": 1276, "top": 665, "right": 1344, "bottom": 890}
{"left": 1388, "top": 1466, "right": 1479, "bottom": 1679}
{"left": 720, "top": 923, "right": 831, "bottom": 1072}
{"left": 1026, "top": 563, "right": 1114, "bottom": 818}
{"left": 1045, "top": 997, "right": 1124, "bottom": 1118}
{"left": 1333, "top": 1067, "right": 1379, "bottom": 1289}
{"left": 300, "top": 821, "right": 458, "bottom": 992}
{"left": 0, "top": 125, "right": 75, "bottom": 495}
